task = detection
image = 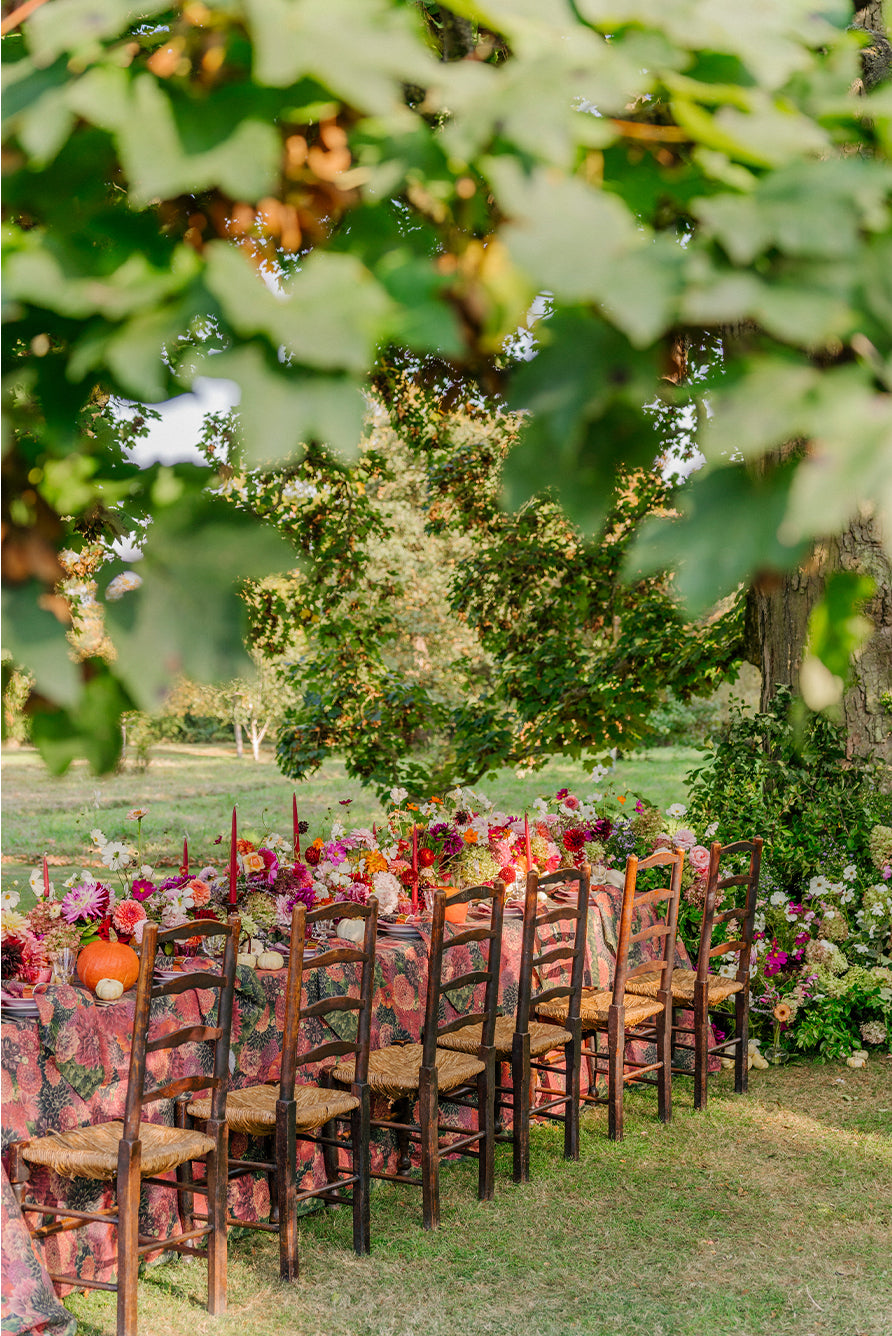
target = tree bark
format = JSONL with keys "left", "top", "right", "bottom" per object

{"left": 744, "top": 519, "right": 892, "bottom": 769}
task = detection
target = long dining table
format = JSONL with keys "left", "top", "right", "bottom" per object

{"left": 1, "top": 884, "right": 701, "bottom": 1336}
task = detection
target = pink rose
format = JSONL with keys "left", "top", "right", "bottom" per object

{"left": 674, "top": 827, "right": 697, "bottom": 851}
{"left": 689, "top": 845, "right": 711, "bottom": 873}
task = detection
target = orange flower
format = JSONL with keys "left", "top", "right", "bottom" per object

{"left": 236, "top": 838, "right": 256, "bottom": 854}
{"left": 462, "top": 830, "right": 479, "bottom": 845}
{"left": 243, "top": 852, "right": 265, "bottom": 875}
{"left": 773, "top": 1002, "right": 792, "bottom": 1024}
{"left": 616, "top": 795, "right": 626, "bottom": 805}
{"left": 407, "top": 803, "right": 419, "bottom": 811}
{"left": 428, "top": 797, "right": 443, "bottom": 804}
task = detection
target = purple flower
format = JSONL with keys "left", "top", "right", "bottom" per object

{"left": 61, "top": 881, "right": 110, "bottom": 924}
{"left": 764, "top": 946, "right": 789, "bottom": 978}
{"left": 286, "top": 884, "right": 316, "bottom": 913}
{"left": 593, "top": 818, "right": 613, "bottom": 843}
{"left": 132, "top": 879, "right": 157, "bottom": 902}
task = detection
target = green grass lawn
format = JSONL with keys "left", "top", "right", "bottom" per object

{"left": 63, "top": 1060, "right": 892, "bottom": 1336}
{"left": 1, "top": 743, "right": 702, "bottom": 902}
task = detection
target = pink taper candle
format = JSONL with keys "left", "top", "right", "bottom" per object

{"left": 229, "top": 807, "right": 238, "bottom": 907}
{"left": 182, "top": 836, "right": 189, "bottom": 876}
{"left": 524, "top": 814, "right": 532, "bottom": 874}
{"left": 293, "top": 793, "right": 300, "bottom": 858}
{"left": 42, "top": 855, "right": 50, "bottom": 898}
{"left": 411, "top": 823, "right": 419, "bottom": 914}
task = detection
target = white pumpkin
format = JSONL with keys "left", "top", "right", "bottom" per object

{"left": 237, "top": 952, "right": 257, "bottom": 969}
{"left": 257, "top": 951, "right": 284, "bottom": 971}
{"left": 94, "top": 977, "right": 124, "bottom": 1001}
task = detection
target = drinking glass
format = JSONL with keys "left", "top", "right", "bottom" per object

{"left": 50, "top": 947, "right": 77, "bottom": 985}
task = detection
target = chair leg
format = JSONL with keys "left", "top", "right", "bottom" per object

{"left": 734, "top": 988, "right": 749, "bottom": 1095}
{"left": 351, "top": 1085, "right": 371, "bottom": 1256}
{"left": 418, "top": 1067, "right": 440, "bottom": 1230}
{"left": 477, "top": 1051, "right": 496, "bottom": 1202}
{"left": 174, "top": 1097, "right": 195, "bottom": 1233}
{"left": 116, "top": 1139, "right": 141, "bottom": 1336}
{"left": 276, "top": 1100, "right": 299, "bottom": 1282}
{"left": 694, "top": 985, "right": 710, "bottom": 1111}
{"left": 607, "top": 1010, "right": 625, "bottom": 1142}
{"left": 512, "top": 1033, "right": 531, "bottom": 1184}
{"left": 205, "top": 1120, "right": 228, "bottom": 1313}
{"left": 656, "top": 997, "right": 672, "bottom": 1124}
{"left": 395, "top": 1098, "right": 413, "bottom": 1175}
{"left": 564, "top": 1030, "right": 581, "bottom": 1161}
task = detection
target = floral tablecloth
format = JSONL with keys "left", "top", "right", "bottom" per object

{"left": 2, "top": 889, "right": 693, "bottom": 1334}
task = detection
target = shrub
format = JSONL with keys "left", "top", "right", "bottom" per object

{"left": 684, "top": 689, "right": 892, "bottom": 1058}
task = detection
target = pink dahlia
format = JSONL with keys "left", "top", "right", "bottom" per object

{"left": 131, "top": 879, "right": 156, "bottom": 902}
{"left": 112, "top": 900, "right": 147, "bottom": 940}
{"left": 186, "top": 878, "right": 211, "bottom": 908}
{"left": 61, "top": 881, "right": 110, "bottom": 924}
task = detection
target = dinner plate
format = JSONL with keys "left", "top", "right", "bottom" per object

{"left": 377, "top": 922, "right": 424, "bottom": 940}
{"left": 1, "top": 997, "right": 39, "bottom": 1020}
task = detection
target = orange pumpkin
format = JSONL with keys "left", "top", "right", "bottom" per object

{"left": 77, "top": 940, "right": 140, "bottom": 993}
{"left": 438, "top": 887, "right": 468, "bottom": 924}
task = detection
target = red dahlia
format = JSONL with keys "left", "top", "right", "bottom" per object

{"left": 563, "top": 828, "right": 586, "bottom": 852}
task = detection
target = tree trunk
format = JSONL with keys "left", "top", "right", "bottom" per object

{"left": 744, "top": 518, "right": 892, "bottom": 769}
{"left": 234, "top": 717, "right": 243, "bottom": 758}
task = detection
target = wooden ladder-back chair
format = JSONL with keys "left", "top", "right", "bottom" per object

{"left": 331, "top": 881, "right": 506, "bottom": 1230}
{"left": 626, "top": 837, "right": 762, "bottom": 1108}
{"left": 7, "top": 916, "right": 240, "bottom": 1336}
{"left": 437, "top": 867, "right": 589, "bottom": 1182}
{"left": 538, "top": 848, "right": 683, "bottom": 1140}
{"left": 182, "top": 898, "right": 378, "bottom": 1280}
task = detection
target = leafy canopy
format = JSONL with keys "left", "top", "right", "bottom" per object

{"left": 2, "top": 0, "right": 891, "bottom": 769}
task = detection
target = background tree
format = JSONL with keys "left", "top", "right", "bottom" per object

{"left": 3, "top": 0, "right": 891, "bottom": 772}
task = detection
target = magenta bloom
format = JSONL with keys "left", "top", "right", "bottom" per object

{"left": 61, "top": 881, "right": 110, "bottom": 923}
{"left": 764, "top": 946, "right": 789, "bottom": 977}
{"left": 131, "top": 879, "right": 157, "bottom": 902}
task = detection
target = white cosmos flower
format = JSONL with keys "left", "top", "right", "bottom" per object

{"left": 769, "top": 891, "right": 787, "bottom": 907}
{"left": 390, "top": 786, "right": 408, "bottom": 805}
{"left": 90, "top": 828, "right": 107, "bottom": 845}
{"left": 808, "top": 875, "right": 831, "bottom": 895}
{"left": 101, "top": 841, "right": 132, "bottom": 870}
{"left": 705, "top": 822, "right": 719, "bottom": 838}
{"left": 330, "top": 820, "right": 345, "bottom": 840}
{"left": 589, "top": 763, "right": 610, "bottom": 782}
{"left": 1, "top": 888, "right": 21, "bottom": 911}
{"left": 29, "top": 869, "right": 44, "bottom": 894}
{"left": 666, "top": 803, "right": 687, "bottom": 819}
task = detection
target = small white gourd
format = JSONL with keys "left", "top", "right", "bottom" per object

{"left": 257, "top": 951, "right": 284, "bottom": 971}
{"left": 237, "top": 952, "right": 257, "bottom": 969}
{"left": 94, "top": 977, "right": 124, "bottom": 1001}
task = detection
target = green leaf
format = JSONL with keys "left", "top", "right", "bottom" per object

{"left": 243, "top": 0, "right": 435, "bottom": 107}
{"left": 29, "top": 663, "right": 135, "bottom": 775}
{"left": 204, "top": 242, "right": 393, "bottom": 375}
{"left": 69, "top": 69, "right": 281, "bottom": 205}
{"left": 23, "top": 0, "right": 169, "bottom": 67}
{"left": 807, "top": 571, "right": 876, "bottom": 682}
{"left": 102, "top": 471, "right": 293, "bottom": 710}
{"left": 483, "top": 158, "right": 641, "bottom": 304}
{"left": 192, "top": 344, "right": 368, "bottom": 464}
{"left": 627, "top": 463, "right": 810, "bottom": 612}
{"left": 0, "top": 585, "right": 81, "bottom": 708}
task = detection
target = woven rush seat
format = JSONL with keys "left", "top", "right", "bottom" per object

{"left": 332, "top": 1043, "right": 485, "bottom": 1101}
{"left": 19, "top": 1120, "right": 215, "bottom": 1183}
{"left": 188, "top": 1082, "right": 360, "bottom": 1136}
{"left": 436, "top": 1015, "right": 572, "bottom": 1058}
{"left": 626, "top": 967, "right": 743, "bottom": 1005}
{"left": 537, "top": 988, "right": 664, "bottom": 1029}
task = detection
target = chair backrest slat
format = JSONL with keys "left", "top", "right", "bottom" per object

{"left": 522, "top": 868, "right": 589, "bottom": 1033}
{"left": 146, "top": 1024, "right": 222, "bottom": 1054}
{"left": 696, "top": 838, "right": 763, "bottom": 984}
{"left": 279, "top": 897, "right": 379, "bottom": 1097}
{"left": 612, "top": 850, "right": 683, "bottom": 1003}
{"left": 422, "top": 882, "right": 506, "bottom": 1066}
{"left": 123, "top": 916, "right": 240, "bottom": 1139}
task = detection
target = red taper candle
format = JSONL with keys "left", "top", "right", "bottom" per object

{"left": 411, "top": 823, "right": 418, "bottom": 914}
{"left": 228, "top": 807, "right": 238, "bottom": 907}
{"left": 182, "top": 836, "right": 189, "bottom": 877}
{"left": 524, "top": 813, "right": 532, "bottom": 873}
{"left": 42, "top": 855, "right": 50, "bottom": 898}
{"left": 292, "top": 793, "right": 300, "bottom": 858}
